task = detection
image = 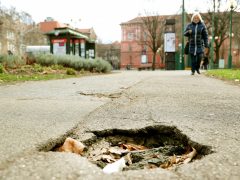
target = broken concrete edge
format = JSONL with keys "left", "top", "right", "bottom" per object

{"left": 0, "top": 127, "right": 95, "bottom": 171}
{"left": 36, "top": 124, "right": 80, "bottom": 152}
{"left": 0, "top": 125, "right": 81, "bottom": 171}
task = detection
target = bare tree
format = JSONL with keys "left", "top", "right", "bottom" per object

{"left": 202, "top": 0, "right": 240, "bottom": 64}
{"left": 23, "top": 25, "right": 47, "bottom": 45}
{"left": 96, "top": 42, "right": 120, "bottom": 69}
{"left": 0, "top": 7, "right": 3, "bottom": 39}
{"left": 0, "top": 2, "right": 47, "bottom": 55}
{"left": 234, "top": 13, "right": 240, "bottom": 63}
{"left": 139, "top": 12, "right": 165, "bottom": 70}
{"left": 232, "top": 1, "right": 240, "bottom": 64}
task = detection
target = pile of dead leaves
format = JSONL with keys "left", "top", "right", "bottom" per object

{"left": 86, "top": 142, "right": 147, "bottom": 166}
{"left": 57, "top": 137, "right": 197, "bottom": 172}
{"left": 159, "top": 147, "right": 197, "bottom": 169}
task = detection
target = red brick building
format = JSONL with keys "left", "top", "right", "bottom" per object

{"left": 120, "top": 16, "right": 177, "bottom": 69}
{"left": 120, "top": 14, "right": 240, "bottom": 69}
{"left": 120, "top": 17, "right": 163, "bottom": 70}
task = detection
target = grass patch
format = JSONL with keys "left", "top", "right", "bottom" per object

{"left": 0, "top": 64, "right": 98, "bottom": 84}
{"left": 0, "top": 53, "right": 113, "bottom": 85}
{"left": 205, "top": 69, "right": 240, "bottom": 83}
{"left": 0, "top": 73, "right": 74, "bottom": 82}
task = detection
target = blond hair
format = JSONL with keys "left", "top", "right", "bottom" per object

{"left": 191, "top": 12, "right": 203, "bottom": 22}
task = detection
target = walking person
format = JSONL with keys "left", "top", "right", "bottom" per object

{"left": 184, "top": 12, "right": 209, "bottom": 75}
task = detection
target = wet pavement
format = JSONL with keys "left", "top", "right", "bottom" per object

{"left": 0, "top": 70, "right": 239, "bottom": 179}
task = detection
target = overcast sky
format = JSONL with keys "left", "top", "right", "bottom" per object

{"left": 1, "top": 0, "right": 212, "bottom": 43}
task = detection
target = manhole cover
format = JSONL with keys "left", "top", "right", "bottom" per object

{"left": 51, "top": 125, "right": 212, "bottom": 173}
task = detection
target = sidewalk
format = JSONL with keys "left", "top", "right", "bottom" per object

{"left": 0, "top": 70, "right": 239, "bottom": 179}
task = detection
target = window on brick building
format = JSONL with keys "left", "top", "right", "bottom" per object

{"left": 122, "top": 30, "right": 126, "bottom": 41}
{"left": 136, "top": 28, "right": 140, "bottom": 40}
{"left": 128, "top": 32, "right": 134, "bottom": 40}
{"left": 143, "top": 32, "right": 148, "bottom": 41}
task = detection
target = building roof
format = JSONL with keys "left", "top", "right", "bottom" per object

{"left": 39, "top": 20, "right": 97, "bottom": 42}
{"left": 120, "top": 15, "right": 175, "bottom": 26}
{"left": 45, "top": 27, "right": 89, "bottom": 39}
{"left": 38, "top": 21, "right": 68, "bottom": 33}
{"left": 76, "top": 28, "right": 97, "bottom": 42}
{"left": 120, "top": 17, "right": 142, "bottom": 25}
{"left": 77, "top": 29, "right": 91, "bottom": 33}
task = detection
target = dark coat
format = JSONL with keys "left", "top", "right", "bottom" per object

{"left": 184, "top": 21, "right": 209, "bottom": 55}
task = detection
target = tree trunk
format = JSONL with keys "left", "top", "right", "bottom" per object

{"left": 152, "top": 52, "right": 156, "bottom": 70}
{"left": 215, "top": 46, "right": 220, "bottom": 64}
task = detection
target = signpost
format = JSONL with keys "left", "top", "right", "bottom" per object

{"left": 164, "top": 19, "right": 176, "bottom": 70}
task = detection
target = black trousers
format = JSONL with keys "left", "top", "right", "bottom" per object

{"left": 190, "top": 53, "right": 203, "bottom": 73}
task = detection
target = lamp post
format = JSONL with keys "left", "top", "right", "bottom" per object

{"left": 210, "top": 0, "right": 215, "bottom": 69}
{"left": 181, "top": 0, "right": 185, "bottom": 70}
{"left": 227, "top": 0, "right": 236, "bottom": 69}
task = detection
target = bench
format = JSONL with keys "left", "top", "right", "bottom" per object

{"left": 138, "top": 64, "right": 152, "bottom": 70}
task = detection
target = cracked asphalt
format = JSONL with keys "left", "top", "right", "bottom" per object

{"left": 0, "top": 70, "right": 239, "bottom": 180}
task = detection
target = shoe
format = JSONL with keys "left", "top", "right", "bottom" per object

{"left": 191, "top": 72, "right": 195, "bottom": 75}
{"left": 196, "top": 70, "right": 200, "bottom": 74}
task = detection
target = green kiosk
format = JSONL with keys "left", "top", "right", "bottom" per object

{"left": 46, "top": 27, "right": 96, "bottom": 59}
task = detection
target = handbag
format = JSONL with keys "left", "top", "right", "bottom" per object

{"left": 184, "top": 41, "right": 189, "bottom": 55}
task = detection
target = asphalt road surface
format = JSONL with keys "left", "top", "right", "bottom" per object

{"left": 0, "top": 70, "right": 239, "bottom": 180}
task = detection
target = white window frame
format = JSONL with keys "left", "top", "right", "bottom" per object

{"left": 128, "top": 32, "right": 134, "bottom": 41}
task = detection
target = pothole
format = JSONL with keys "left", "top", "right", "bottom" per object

{"left": 78, "top": 91, "right": 122, "bottom": 99}
{"left": 49, "top": 125, "right": 213, "bottom": 172}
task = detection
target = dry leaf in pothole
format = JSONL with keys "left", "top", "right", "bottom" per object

{"left": 150, "top": 154, "right": 160, "bottom": 158}
{"left": 109, "top": 147, "right": 129, "bottom": 155}
{"left": 89, "top": 154, "right": 103, "bottom": 162}
{"left": 183, "top": 147, "right": 197, "bottom": 164}
{"left": 100, "top": 147, "right": 108, "bottom": 154}
{"left": 123, "top": 153, "right": 132, "bottom": 165}
{"left": 58, "top": 137, "right": 85, "bottom": 155}
{"left": 101, "top": 155, "right": 116, "bottom": 163}
{"left": 160, "top": 160, "right": 171, "bottom": 169}
{"left": 109, "top": 147, "right": 123, "bottom": 155}
{"left": 145, "top": 163, "right": 159, "bottom": 169}
{"left": 160, "top": 147, "right": 197, "bottom": 169}
{"left": 110, "top": 153, "right": 121, "bottom": 160}
{"left": 170, "top": 154, "right": 177, "bottom": 164}
{"left": 88, "top": 150, "right": 105, "bottom": 161}
{"left": 120, "top": 143, "right": 147, "bottom": 151}
{"left": 160, "top": 155, "right": 176, "bottom": 169}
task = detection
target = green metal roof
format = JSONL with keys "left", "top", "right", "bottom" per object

{"left": 46, "top": 28, "right": 89, "bottom": 40}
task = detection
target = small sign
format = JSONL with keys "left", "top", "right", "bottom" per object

{"left": 219, "top": 59, "right": 225, "bottom": 69}
{"left": 141, "top": 55, "right": 147, "bottom": 64}
{"left": 53, "top": 39, "right": 66, "bottom": 55}
{"left": 164, "top": 33, "right": 176, "bottom": 52}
